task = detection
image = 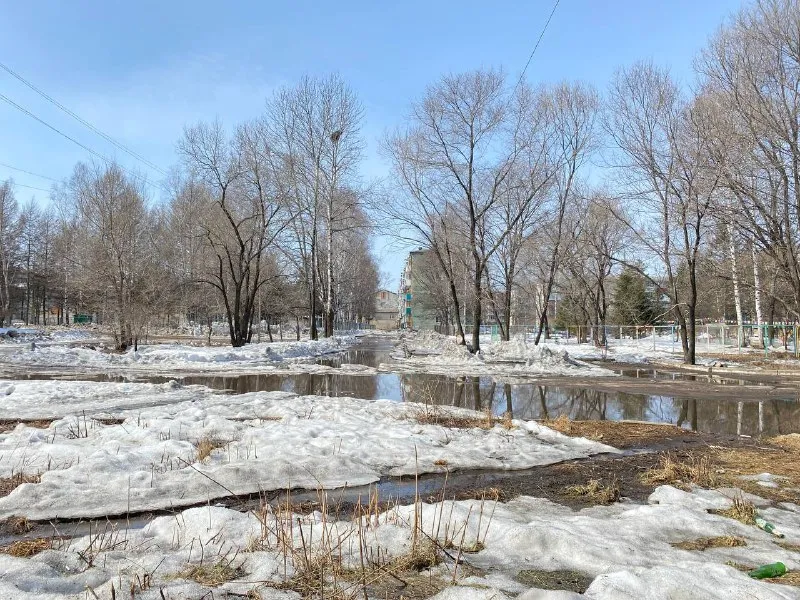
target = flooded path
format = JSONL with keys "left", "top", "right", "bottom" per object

{"left": 4, "top": 336, "right": 800, "bottom": 437}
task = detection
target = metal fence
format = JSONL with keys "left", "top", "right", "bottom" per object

{"left": 483, "top": 323, "right": 799, "bottom": 356}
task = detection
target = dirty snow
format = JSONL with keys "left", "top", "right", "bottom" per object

{"left": 388, "top": 332, "right": 616, "bottom": 378}
{"left": 0, "top": 382, "right": 615, "bottom": 520}
{"left": 0, "top": 336, "right": 360, "bottom": 376}
{"left": 1, "top": 485, "right": 798, "bottom": 599}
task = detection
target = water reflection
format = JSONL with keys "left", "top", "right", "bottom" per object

{"left": 169, "top": 371, "right": 800, "bottom": 437}
{"left": 7, "top": 343, "right": 799, "bottom": 437}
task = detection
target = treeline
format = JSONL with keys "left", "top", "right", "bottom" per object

{"left": 374, "top": 0, "right": 800, "bottom": 364}
{"left": 0, "top": 75, "right": 378, "bottom": 349}
{"left": 3, "top": 0, "right": 799, "bottom": 363}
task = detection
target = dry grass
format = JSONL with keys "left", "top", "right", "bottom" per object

{"left": 564, "top": 479, "right": 620, "bottom": 505}
{"left": 0, "top": 419, "right": 53, "bottom": 433}
{"left": 776, "top": 541, "right": 800, "bottom": 553}
{"left": 640, "top": 452, "right": 716, "bottom": 488}
{"left": 771, "top": 433, "right": 800, "bottom": 452}
{"left": 177, "top": 560, "right": 245, "bottom": 586}
{"left": 414, "top": 407, "right": 511, "bottom": 430}
{"left": 194, "top": 437, "right": 228, "bottom": 462}
{"left": 710, "top": 494, "right": 757, "bottom": 525}
{"left": 543, "top": 416, "right": 692, "bottom": 448}
{"left": 672, "top": 536, "right": 746, "bottom": 551}
{"left": 0, "top": 473, "right": 41, "bottom": 498}
{"left": 710, "top": 443, "right": 799, "bottom": 502}
{"left": 764, "top": 571, "right": 800, "bottom": 586}
{"left": 5, "top": 516, "right": 32, "bottom": 534}
{"left": 0, "top": 538, "right": 53, "bottom": 557}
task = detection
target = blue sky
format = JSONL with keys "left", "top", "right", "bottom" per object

{"left": 0, "top": 0, "right": 743, "bottom": 287}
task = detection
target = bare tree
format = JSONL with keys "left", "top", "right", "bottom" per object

{"left": 383, "top": 70, "right": 566, "bottom": 351}
{"left": 0, "top": 181, "right": 24, "bottom": 326}
{"left": 178, "top": 119, "right": 288, "bottom": 347}
{"left": 699, "top": 0, "right": 800, "bottom": 320}
{"left": 531, "top": 82, "right": 600, "bottom": 345}
{"left": 606, "top": 63, "right": 722, "bottom": 364}
{"left": 266, "top": 75, "right": 363, "bottom": 339}
{"left": 63, "top": 163, "right": 153, "bottom": 349}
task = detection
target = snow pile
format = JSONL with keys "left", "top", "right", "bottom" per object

{"left": 0, "top": 379, "right": 221, "bottom": 419}
{"left": 404, "top": 330, "right": 459, "bottom": 354}
{"left": 0, "top": 383, "right": 615, "bottom": 520}
{"left": 390, "top": 333, "right": 616, "bottom": 378}
{"left": 0, "top": 336, "right": 357, "bottom": 375}
{"left": 0, "top": 485, "right": 798, "bottom": 599}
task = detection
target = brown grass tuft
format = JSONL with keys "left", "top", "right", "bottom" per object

{"left": 710, "top": 494, "right": 757, "bottom": 525}
{"left": 177, "top": 560, "right": 244, "bottom": 586}
{"left": 0, "top": 473, "right": 41, "bottom": 498}
{"left": 776, "top": 541, "right": 800, "bottom": 553}
{"left": 564, "top": 479, "right": 620, "bottom": 505}
{"left": 194, "top": 437, "right": 228, "bottom": 462}
{"left": 640, "top": 452, "right": 716, "bottom": 488}
{"left": 0, "top": 538, "right": 53, "bottom": 557}
{"left": 414, "top": 408, "right": 500, "bottom": 430}
{"left": 672, "top": 536, "right": 746, "bottom": 551}
{"left": 764, "top": 571, "right": 800, "bottom": 587}
{"left": 548, "top": 414, "right": 572, "bottom": 434}
{"left": 6, "top": 516, "right": 32, "bottom": 534}
{"left": 771, "top": 433, "right": 800, "bottom": 452}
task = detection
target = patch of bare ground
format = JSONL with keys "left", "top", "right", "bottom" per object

{"left": 672, "top": 536, "right": 746, "bottom": 551}
{"left": 563, "top": 478, "right": 620, "bottom": 505}
{"left": 709, "top": 494, "right": 757, "bottom": 525}
{"left": 776, "top": 541, "right": 800, "bottom": 553}
{"left": 175, "top": 558, "right": 245, "bottom": 586}
{"left": 543, "top": 416, "right": 696, "bottom": 449}
{"left": 193, "top": 437, "right": 230, "bottom": 462}
{"left": 0, "top": 473, "right": 40, "bottom": 498}
{"left": 0, "top": 538, "right": 53, "bottom": 557}
{"left": 414, "top": 407, "right": 513, "bottom": 430}
{"left": 0, "top": 419, "right": 53, "bottom": 433}
{"left": 640, "top": 452, "right": 716, "bottom": 488}
{"left": 93, "top": 417, "right": 125, "bottom": 426}
{"left": 515, "top": 569, "right": 594, "bottom": 593}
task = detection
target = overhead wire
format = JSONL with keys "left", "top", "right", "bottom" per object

{"left": 0, "top": 60, "right": 167, "bottom": 176}
{"left": 9, "top": 181, "right": 51, "bottom": 193}
{"left": 0, "top": 92, "right": 160, "bottom": 191}
{"left": 0, "top": 161, "right": 59, "bottom": 182}
{"left": 515, "top": 0, "right": 562, "bottom": 90}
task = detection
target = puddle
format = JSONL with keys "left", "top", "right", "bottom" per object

{"left": 613, "top": 367, "right": 769, "bottom": 386}
{"left": 4, "top": 338, "right": 800, "bottom": 437}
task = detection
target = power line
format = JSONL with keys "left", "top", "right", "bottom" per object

{"left": 10, "top": 181, "right": 51, "bottom": 193}
{"left": 0, "top": 61, "right": 167, "bottom": 176}
{"left": 516, "top": 0, "right": 561, "bottom": 89}
{"left": 0, "top": 161, "right": 59, "bottom": 182}
{"left": 0, "top": 92, "right": 158, "bottom": 190}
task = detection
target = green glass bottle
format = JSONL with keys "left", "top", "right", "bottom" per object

{"left": 748, "top": 562, "right": 787, "bottom": 579}
{"left": 755, "top": 516, "right": 785, "bottom": 538}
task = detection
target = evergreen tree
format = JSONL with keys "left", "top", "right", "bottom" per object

{"left": 612, "top": 268, "right": 657, "bottom": 325}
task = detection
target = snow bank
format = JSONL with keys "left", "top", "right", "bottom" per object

{"left": 392, "top": 333, "right": 616, "bottom": 378}
{"left": 0, "top": 335, "right": 358, "bottom": 376}
{"left": 0, "top": 383, "right": 615, "bottom": 520}
{"left": 0, "top": 485, "right": 797, "bottom": 599}
{"left": 0, "top": 379, "right": 221, "bottom": 419}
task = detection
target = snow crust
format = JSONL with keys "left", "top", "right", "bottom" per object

{"left": 0, "top": 382, "right": 615, "bottom": 521}
{"left": 389, "top": 332, "right": 616, "bottom": 378}
{"left": 1, "top": 486, "right": 798, "bottom": 599}
{"left": 0, "top": 336, "right": 359, "bottom": 376}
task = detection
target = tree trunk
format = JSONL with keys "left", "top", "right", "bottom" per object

{"left": 471, "top": 256, "right": 482, "bottom": 352}
{"left": 752, "top": 242, "right": 764, "bottom": 348}
{"left": 728, "top": 224, "right": 744, "bottom": 347}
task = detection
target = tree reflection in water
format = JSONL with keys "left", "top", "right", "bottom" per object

{"left": 172, "top": 371, "right": 799, "bottom": 437}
